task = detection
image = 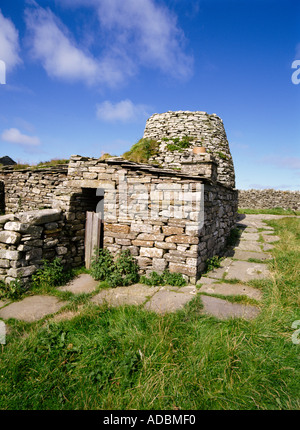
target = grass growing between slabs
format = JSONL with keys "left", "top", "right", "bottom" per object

{"left": 0, "top": 217, "right": 299, "bottom": 410}
{"left": 238, "top": 207, "right": 300, "bottom": 216}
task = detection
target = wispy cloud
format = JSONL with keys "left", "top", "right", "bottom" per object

{"left": 96, "top": 99, "right": 150, "bottom": 122}
{"left": 25, "top": 0, "right": 193, "bottom": 87}
{"left": 1, "top": 128, "right": 40, "bottom": 147}
{"left": 0, "top": 9, "right": 22, "bottom": 70}
{"left": 92, "top": 0, "right": 193, "bottom": 80}
{"left": 24, "top": 5, "right": 129, "bottom": 87}
{"left": 262, "top": 155, "right": 300, "bottom": 170}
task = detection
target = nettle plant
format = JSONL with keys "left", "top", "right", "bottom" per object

{"left": 90, "top": 248, "right": 139, "bottom": 288}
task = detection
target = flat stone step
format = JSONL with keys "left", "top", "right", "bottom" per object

{"left": 240, "top": 232, "right": 260, "bottom": 241}
{"left": 198, "top": 282, "right": 262, "bottom": 301}
{"left": 200, "top": 295, "right": 261, "bottom": 320}
{"left": 262, "top": 234, "right": 280, "bottom": 243}
{"left": 262, "top": 243, "right": 274, "bottom": 251}
{"left": 227, "top": 249, "right": 272, "bottom": 261}
{"left": 205, "top": 260, "right": 270, "bottom": 282}
{"left": 0, "top": 295, "right": 68, "bottom": 322}
{"left": 91, "top": 283, "right": 197, "bottom": 314}
{"left": 57, "top": 273, "right": 99, "bottom": 294}
{"left": 243, "top": 227, "right": 258, "bottom": 233}
{"left": 91, "top": 284, "right": 160, "bottom": 307}
{"left": 144, "top": 289, "right": 195, "bottom": 314}
{"left": 234, "top": 241, "right": 264, "bottom": 252}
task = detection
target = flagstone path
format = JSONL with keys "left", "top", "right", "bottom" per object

{"left": 0, "top": 213, "right": 293, "bottom": 323}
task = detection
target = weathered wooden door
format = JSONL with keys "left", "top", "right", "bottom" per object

{"left": 85, "top": 211, "right": 103, "bottom": 269}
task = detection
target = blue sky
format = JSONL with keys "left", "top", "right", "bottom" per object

{"left": 0, "top": 0, "right": 299, "bottom": 190}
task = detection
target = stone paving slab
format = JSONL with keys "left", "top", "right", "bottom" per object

{"left": 234, "top": 240, "right": 264, "bottom": 252}
{"left": 144, "top": 290, "right": 195, "bottom": 314}
{"left": 227, "top": 249, "right": 272, "bottom": 261}
{"left": 198, "top": 282, "right": 262, "bottom": 301}
{"left": 260, "top": 230, "right": 275, "bottom": 235}
{"left": 0, "top": 295, "right": 68, "bottom": 322}
{"left": 197, "top": 276, "right": 216, "bottom": 285}
{"left": 206, "top": 260, "right": 270, "bottom": 282}
{"left": 243, "top": 227, "right": 258, "bottom": 233}
{"left": 262, "top": 243, "right": 274, "bottom": 251}
{"left": 226, "top": 260, "right": 270, "bottom": 282}
{"left": 200, "top": 295, "right": 261, "bottom": 320}
{"left": 262, "top": 234, "right": 280, "bottom": 243}
{"left": 57, "top": 273, "right": 99, "bottom": 294}
{"left": 240, "top": 232, "right": 260, "bottom": 241}
{"left": 91, "top": 284, "right": 160, "bottom": 307}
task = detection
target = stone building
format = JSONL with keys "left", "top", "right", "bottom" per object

{"left": 0, "top": 111, "right": 238, "bottom": 285}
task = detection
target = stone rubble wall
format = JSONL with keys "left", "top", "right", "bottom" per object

{"left": 238, "top": 189, "right": 300, "bottom": 211}
{"left": 0, "top": 166, "right": 68, "bottom": 213}
{"left": 54, "top": 155, "right": 237, "bottom": 283}
{"left": 143, "top": 111, "right": 236, "bottom": 188}
{"left": 0, "top": 181, "right": 4, "bottom": 214}
{"left": 0, "top": 209, "right": 75, "bottom": 285}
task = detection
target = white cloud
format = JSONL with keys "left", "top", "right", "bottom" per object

{"left": 0, "top": 10, "right": 22, "bottom": 70}
{"left": 1, "top": 128, "right": 40, "bottom": 147}
{"left": 96, "top": 99, "right": 149, "bottom": 122}
{"left": 93, "top": 0, "right": 193, "bottom": 79}
{"left": 24, "top": 5, "right": 129, "bottom": 86}
{"left": 26, "top": 1, "right": 193, "bottom": 86}
{"left": 262, "top": 155, "right": 300, "bottom": 170}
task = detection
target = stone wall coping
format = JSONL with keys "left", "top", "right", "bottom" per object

{"left": 69, "top": 155, "right": 214, "bottom": 184}
{"left": 0, "top": 209, "right": 62, "bottom": 226}
{"left": 0, "top": 165, "right": 68, "bottom": 174}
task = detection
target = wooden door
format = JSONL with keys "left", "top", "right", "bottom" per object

{"left": 85, "top": 211, "right": 103, "bottom": 269}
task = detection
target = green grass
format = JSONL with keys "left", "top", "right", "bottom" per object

{"left": 166, "top": 136, "right": 194, "bottom": 152}
{"left": 0, "top": 218, "right": 299, "bottom": 410}
{"left": 9, "top": 159, "right": 69, "bottom": 171}
{"left": 238, "top": 207, "right": 300, "bottom": 216}
{"left": 122, "top": 138, "right": 159, "bottom": 163}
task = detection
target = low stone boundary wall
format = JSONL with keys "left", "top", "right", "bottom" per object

{"left": 238, "top": 189, "right": 300, "bottom": 211}
{"left": 0, "top": 181, "right": 4, "bottom": 215}
{"left": 0, "top": 209, "right": 73, "bottom": 285}
{"left": 0, "top": 166, "right": 68, "bottom": 213}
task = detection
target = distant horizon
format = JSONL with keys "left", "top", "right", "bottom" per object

{"left": 0, "top": 0, "right": 299, "bottom": 190}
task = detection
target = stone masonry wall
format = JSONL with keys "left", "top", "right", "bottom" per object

{"left": 52, "top": 155, "right": 237, "bottom": 283}
{"left": 0, "top": 166, "right": 68, "bottom": 213}
{"left": 238, "top": 189, "right": 300, "bottom": 211}
{"left": 0, "top": 181, "right": 4, "bottom": 214}
{"left": 143, "top": 111, "right": 235, "bottom": 188}
{"left": 0, "top": 209, "right": 75, "bottom": 285}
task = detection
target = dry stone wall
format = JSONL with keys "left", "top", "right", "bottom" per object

{"left": 0, "top": 166, "right": 68, "bottom": 213}
{"left": 0, "top": 209, "right": 75, "bottom": 285}
{"left": 143, "top": 111, "right": 235, "bottom": 188}
{"left": 0, "top": 110, "right": 239, "bottom": 285}
{"left": 0, "top": 181, "right": 4, "bottom": 214}
{"left": 238, "top": 189, "right": 300, "bottom": 211}
{"left": 52, "top": 155, "right": 237, "bottom": 283}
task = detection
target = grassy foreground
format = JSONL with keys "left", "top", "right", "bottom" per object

{"left": 0, "top": 217, "right": 299, "bottom": 410}
{"left": 238, "top": 207, "right": 300, "bottom": 216}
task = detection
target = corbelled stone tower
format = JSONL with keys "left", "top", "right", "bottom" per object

{"left": 143, "top": 111, "right": 235, "bottom": 188}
